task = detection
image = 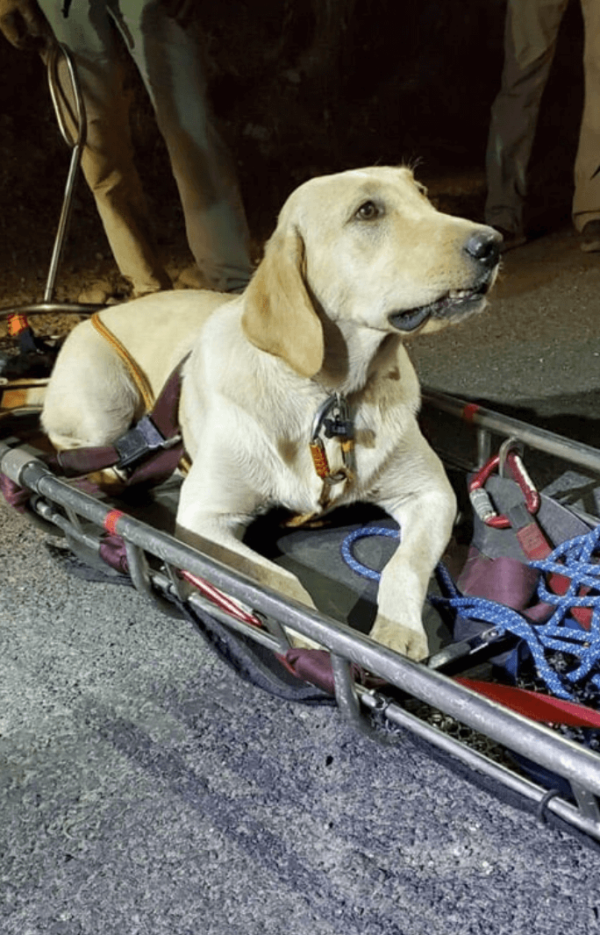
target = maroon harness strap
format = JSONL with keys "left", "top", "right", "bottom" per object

{"left": 0, "top": 472, "right": 33, "bottom": 512}
{"left": 53, "top": 445, "right": 121, "bottom": 476}
{"left": 0, "top": 358, "right": 188, "bottom": 515}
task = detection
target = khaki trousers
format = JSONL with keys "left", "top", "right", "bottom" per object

{"left": 42, "top": 0, "right": 252, "bottom": 294}
{"left": 486, "top": 0, "right": 600, "bottom": 234}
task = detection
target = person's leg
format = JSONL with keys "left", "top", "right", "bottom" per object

{"left": 573, "top": 0, "right": 600, "bottom": 245}
{"left": 485, "top": 0, "right": 568, "bottom": 237}
{"left": 40, "top": 0, "right": 171, "bottom": 297}
{"left": 113, "top": 0, "right": 252, "bottom": 292}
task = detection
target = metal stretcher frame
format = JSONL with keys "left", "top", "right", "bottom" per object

{"left": 6, "top": 42, "right": 597, "bottom": 841}
{"left": 2, "top": 390, "right": 600, "bottom": 843}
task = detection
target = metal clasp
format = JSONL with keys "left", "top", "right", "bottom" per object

{"left": 311, "top": 393, "right": 352, "bottom": 442}
{"left": 468, "top": 440, "right": 540, "bottom": 528}
{"left": 309, "top": 393, "right": 355, "bottom": 486}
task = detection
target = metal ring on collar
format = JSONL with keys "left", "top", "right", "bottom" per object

{"left": 311, "top": 393, "right": 341, "bottom": 442}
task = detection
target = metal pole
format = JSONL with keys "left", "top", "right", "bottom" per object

{"left": 0, "top": 45, "right": 103, "bottom": 319}
{"left": 44, "top": 44, "right": 87, "bottom": 304}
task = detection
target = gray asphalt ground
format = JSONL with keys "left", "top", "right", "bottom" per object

{"left": 411, "top": 224, "right": 600, "bottom": 431}
{"left": 2, "top": 224, "right": 600, "bottom": 935}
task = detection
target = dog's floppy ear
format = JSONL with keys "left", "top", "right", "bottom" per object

{"left": 242, "top": 226, "right": 324, "bottom": 378}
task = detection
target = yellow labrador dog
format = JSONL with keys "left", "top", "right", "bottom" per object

{"left": 42, "top": 166, "right": 501, "bottom": 660}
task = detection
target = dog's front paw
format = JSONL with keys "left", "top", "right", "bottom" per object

{"left": 369, "top": 615, "right": 429, "bottom": 661}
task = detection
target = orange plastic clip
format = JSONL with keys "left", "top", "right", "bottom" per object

{"left": 309, "top": 438, "right": 330, "bottom": 479}
{"left": 8, "top": 313, "right": 30, "bottom": 337}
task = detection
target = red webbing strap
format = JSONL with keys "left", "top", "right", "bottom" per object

{"left": 510, "top": 504, "right": 592, "bottom": 630}
{"left": 455, "top": 677, "right": 600, "bottom": 728}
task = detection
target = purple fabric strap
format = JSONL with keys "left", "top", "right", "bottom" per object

{"left": 458, "top": 547, "right": 539, "bottom": 611}
{"left": 457, "top": 545, "right": 566, "bottom": 624}
{"left": 52, "top": 357, "right": 186, "bottom": 478}
{"left": 284, "top": 648, "right": 386, "bottom": 695}
{"left": 52, "top": 445, "right": 120, "bottom": 476}
{"left": 0, "top": 472, "right": 32, "bottom": 513}
{"left": 99, "top": 534, "right": 129, "bottom": 575}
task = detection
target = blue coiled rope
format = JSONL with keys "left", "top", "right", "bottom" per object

{"left": 340, "top": 525, "right": 400, "bottom": 582}
{"left": 341, "top": 523, "right": 600, "bottom": 701}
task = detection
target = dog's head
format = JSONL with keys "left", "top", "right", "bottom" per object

{"left": 242, "top": 166, "right": 501, "bottom": 377}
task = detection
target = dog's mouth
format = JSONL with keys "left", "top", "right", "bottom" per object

{"left": 389, "top": 280, "right": 491, "bottom": 333}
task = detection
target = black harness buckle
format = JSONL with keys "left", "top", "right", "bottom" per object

{"left": 323, "top": 415, "right": 354, "bottom": 439}
{"left": 114, "top": 415, "right": 169, "bottom": 472}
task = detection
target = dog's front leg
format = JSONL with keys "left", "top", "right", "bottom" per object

{"left": 176, "top": 513, "right": 322, "bottom": 650}
{"left": 175, "top": 469, "right": 320, "bottom": 646}
{"left": 177, "top": 512, "right": 316, "bottom": 607}
{"left": 369, "top": 455, "right": 456, "bottom": 661}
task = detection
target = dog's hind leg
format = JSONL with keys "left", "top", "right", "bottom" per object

{"left": 41, "top": 321, "right": 143, "bottom": 452}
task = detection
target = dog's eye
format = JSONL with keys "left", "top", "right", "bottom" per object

{"left": 355, "top": 200, "right": 381, "bottom": 221}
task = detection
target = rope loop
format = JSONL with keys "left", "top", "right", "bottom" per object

{"left": 341, "top": 523, "right": 600, "bottom": 701}
{"left": 340, "top": 525, "right": 400, "bottom": 582}
{"left": 435, "top": 525, "right": 600, "bottom": 700}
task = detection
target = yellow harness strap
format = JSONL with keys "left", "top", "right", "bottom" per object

{"left": 91, "top": 312, "right": 155, "bottom": 412}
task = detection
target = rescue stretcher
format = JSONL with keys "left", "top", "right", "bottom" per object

{"left": 3, "top": 44, "right": 600, "bottom": 847}
{"left": 2, "top": 362, "right": 600, "bottom": 847}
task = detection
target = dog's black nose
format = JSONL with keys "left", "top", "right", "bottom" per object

{"left": 464, "top": 229, "right": 501, "bottom": 268}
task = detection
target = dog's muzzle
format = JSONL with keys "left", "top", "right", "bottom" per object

{"left": 389, "top": 279, "right": 492, "bottom": 332}
{"left": 389, "top": 228, "right": 501, "bottom": 333}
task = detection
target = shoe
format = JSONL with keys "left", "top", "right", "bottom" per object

{"left": 77, "top": 279, "right": 130, "bottom": 305}
{"left": 494, "top": 227, "right": 527, "bottom": 253}
{"left": 580, "top": 220, "right": 600, "bottom": 252}
{"left": 174, "top": 265, "right": 210, "bottom": 290}
{"left": 174, "top": 264, "right": 253, "bottom": 294}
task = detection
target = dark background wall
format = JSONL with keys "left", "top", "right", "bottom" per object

{"left": 0, "top": 0, "right": 586, "bottom": 262}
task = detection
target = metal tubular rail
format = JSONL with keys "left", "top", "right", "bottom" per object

{"left": 3, "top": 439, "right": 600, "bottom": 842}
{"left": 358, "top": 691, "right": 600, "bottom": 840}
{"left": 44, "top": 43, "right": 86, "bottom": 306}
{"left": 422, "top": 387, "right": 600, "bottom": 474}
